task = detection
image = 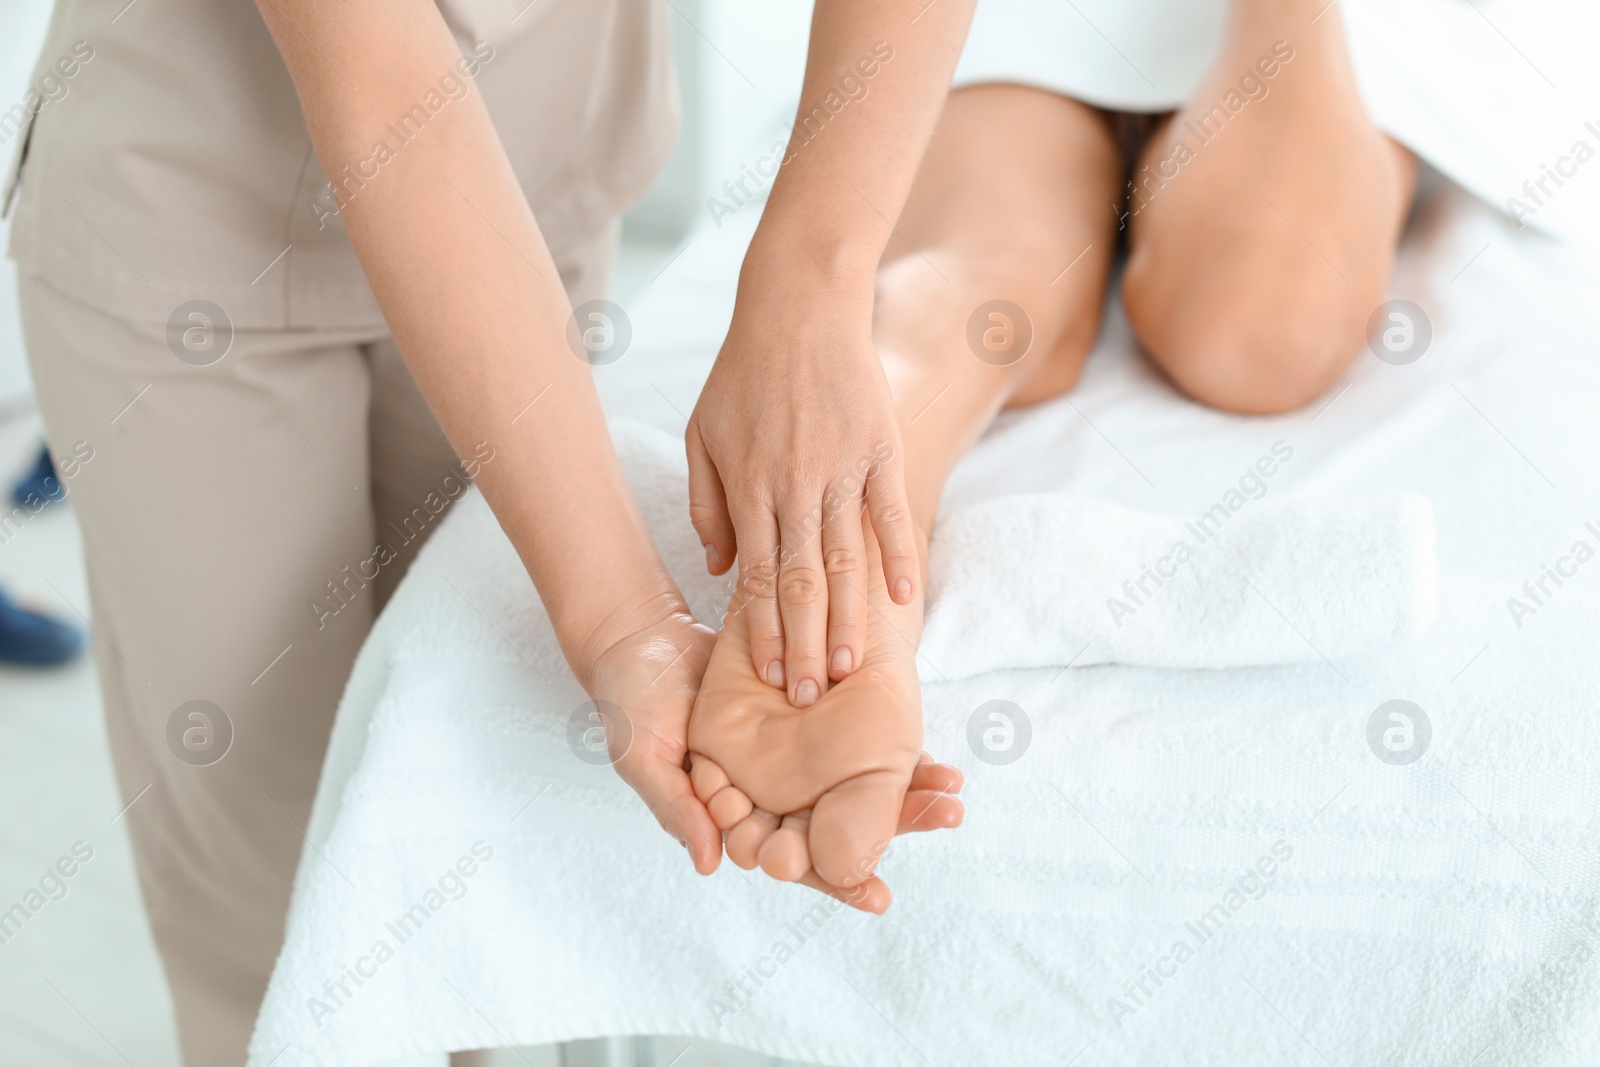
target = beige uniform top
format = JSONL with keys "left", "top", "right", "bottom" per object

{"left": 2, "top": 0, "right": 675, "bottom": 328}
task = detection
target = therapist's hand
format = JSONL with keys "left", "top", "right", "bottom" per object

{"left": 582, "top": 606, "right": 723, "bottom": 875}
{"left": 686, "top": 271, "right": 919, "bottom": 711}
{"left": 681, "top": 0, "right": 973, "bottom": 709}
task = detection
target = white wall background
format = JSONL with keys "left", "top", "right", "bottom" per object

{"left": 628, "top": 0, "right": 815, "bottom": 241}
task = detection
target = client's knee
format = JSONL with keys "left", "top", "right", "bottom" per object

{"left": 1123, "top": 255, "right": 1366, "bottom": 415}
{"left": 1004, "top": 309, "right": 1098, "bottom": 408}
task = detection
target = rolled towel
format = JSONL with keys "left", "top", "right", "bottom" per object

{"left": 918, "top": 493, "right": 1437, "bottom": 679}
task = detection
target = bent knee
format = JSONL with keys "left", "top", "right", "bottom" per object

{"left": 1125, "top": 269, "right": 1366, "bottom": 416}
{"left": 1148, "top": 327, "right": 1356, "bottom": 416}
{"left": 1002, "top": 291, "right": 1106, "bottom": 408}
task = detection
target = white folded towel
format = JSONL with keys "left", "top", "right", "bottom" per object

{"left": 623, "top": 418, "right": 1438, "bottom": 677}
{"left": 920, "top": 490, "right": 1437, "bottom": 680}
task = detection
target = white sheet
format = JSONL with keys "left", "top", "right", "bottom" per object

{"left": 250, "top": 184, "right": 1600, "bottom": 1067}
{"left": 951, "top": 0, "right": 1600, "bottom": 257}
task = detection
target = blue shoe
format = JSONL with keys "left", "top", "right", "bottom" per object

{"left": 0, "top": 587, "right": 85, "bottom": 667}
{"left": 11, "top": 444, "right": 65, "bottom": 508}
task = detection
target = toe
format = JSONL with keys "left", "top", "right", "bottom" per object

{"left": 688, "top": 754, "right": 731, "bottom": 803}
{"left": 725, "top": 809, "right": 781, "bottom": 870}
{"left": 707, "top": 784, "right": 754, "bottom": 830}
{"left": 808, "top": 769, "right": 907, "bottom": 889}
{"left": 758, "top": 811, "right": 812, "bottom": 882}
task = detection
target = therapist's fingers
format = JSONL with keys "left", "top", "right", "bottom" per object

{"left": 909, "top": 756, "right": 964, "bottom": 796}
{"left": 820, "top": 486, "right": 868, "bottom": 683}
{"left": 615, "top": 750, "right": 722, "bottom": 876}
{"left": 685, "top": 422, "right": 735, "bottom": 576}
{"left": 900, "top": 758, "right": 965, "bottom": 830}
{"left": 731, "top": 503, "right": 785, "bottom": 689}
{"left": 777, "top": 497, "right": 829, "bottom": 707}
{"left": 797, "top": 869, "right": 891, "bottom": 915}
{"left": 864, "top": 449, "right": 919, "bottom": 605}
{"left": 899, "top": 790, "right": 964, "bottom": 832}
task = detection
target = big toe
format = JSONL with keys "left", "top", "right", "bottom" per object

{"left": 808, "top": 768, "right": 909, "bottom": 891}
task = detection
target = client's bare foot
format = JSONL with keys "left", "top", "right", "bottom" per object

{"left": 688, "top": 550, "right": 949, "bottom": 909}
{"left": 691, "top": 752, "right": 963, "bottom": 912}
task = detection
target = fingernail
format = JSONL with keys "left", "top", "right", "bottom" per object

{"left": 830, "top": 646, "right": 853, "bottom": 674}
{"left": 893, "top": 578, "right": 912, "bottom": 602}
{"left": 794, "top": 678, "right": 819, "bottom": 706}
{"left": 704, "top": 543, "right": 720, "bottom": 571}
{"left": 764, "top": 660, "right": 785, "bottom": 687}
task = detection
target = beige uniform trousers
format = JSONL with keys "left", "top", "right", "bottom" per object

{"left": 7, "top": 3, "right": 670, "bottom": 1060}
{"left": 17, "top": 226, "right": 615, "bottom": 1065}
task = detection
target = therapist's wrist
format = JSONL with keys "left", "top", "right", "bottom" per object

{"left": 729, "top": 245, "right": 878, "bottom": 363}
{"left": 562, "top": 575, "right": 695, "bottom": 695}
{"left": 740, "top": 214, "right": 883, "bottom": 304}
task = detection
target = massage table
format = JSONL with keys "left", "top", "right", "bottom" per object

{"left": 247, "top": 169, "right": 1600, "bottom": 1065}
{"left": 249, "top": 1, "right": 1600, "bottom": 1057}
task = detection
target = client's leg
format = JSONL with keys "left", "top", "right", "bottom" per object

{"left": 878, "top": 83, "right": 1124, "bottom": 523}
{"left": 688, "top": 85, "right": 1124, "bottom": 903}
{"left": 1121, "top": 0, "right": 1418, "bottom": 414}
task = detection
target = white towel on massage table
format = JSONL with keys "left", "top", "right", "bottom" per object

{"left": 524, "top": 427, "right": 1441, "bottom": 680}
{"left": 921, "top": 491, "right": 1436, "bottom": 677}
{"left": 249, "top": 180, "right": 1600, "bottom": 1067}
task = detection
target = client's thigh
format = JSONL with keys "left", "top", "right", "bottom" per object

{"left": 1121, "top": 2, "right": 1417, "bottom": 415}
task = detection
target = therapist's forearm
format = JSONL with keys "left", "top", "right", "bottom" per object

{"left": 743, "top": 0, "right": 976, "bottom": 287}
{"left": 255, "top": 1, "right": 679, "bottom": 683}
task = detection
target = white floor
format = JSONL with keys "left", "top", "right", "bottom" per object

{"left": 0, "top": 239, "right": 801, "bottom": 1067}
